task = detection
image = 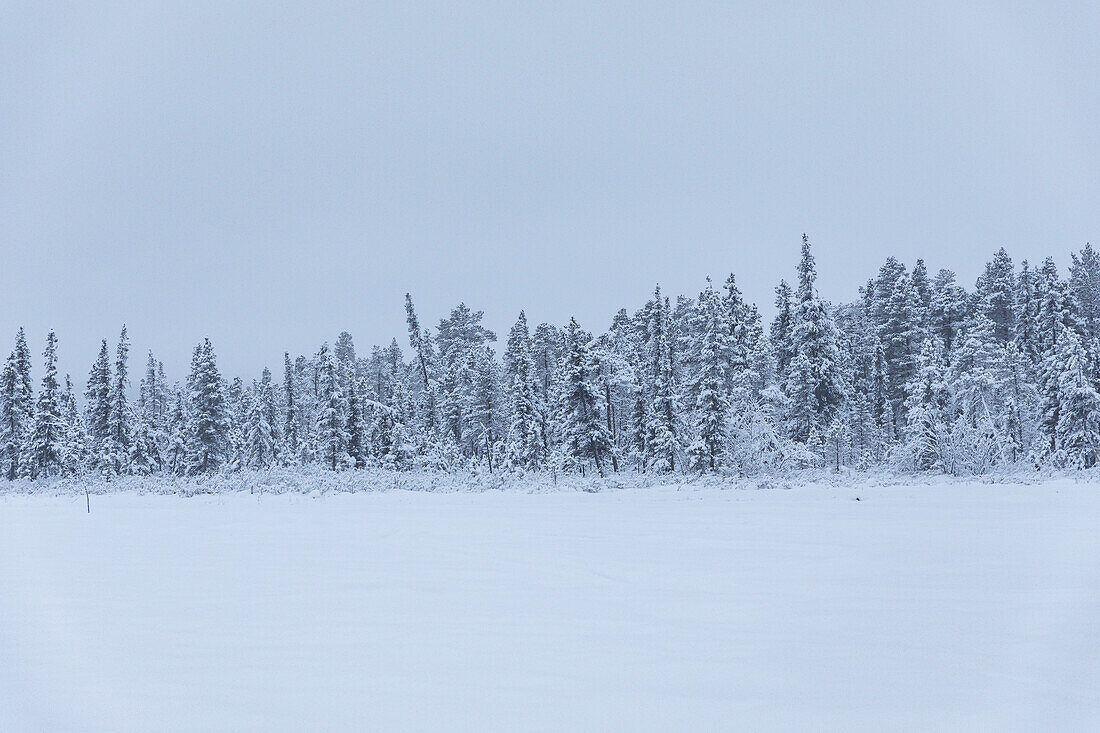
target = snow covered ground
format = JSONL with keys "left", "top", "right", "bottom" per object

{"left": 2, "top": 480, "right": 1099, "bottom": 731}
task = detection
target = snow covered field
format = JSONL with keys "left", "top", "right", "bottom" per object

{"left": 2, "top": 480, "right": 1099, "bottom": 731}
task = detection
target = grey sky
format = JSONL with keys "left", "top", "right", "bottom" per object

{"left": 2, "top": 2, "right": 1098, "bottom": 381}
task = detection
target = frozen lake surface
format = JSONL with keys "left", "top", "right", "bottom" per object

{"left": 2, "top": 480, "right": 1099, "bottom": 731}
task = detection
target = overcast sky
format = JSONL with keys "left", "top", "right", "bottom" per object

{"left": 2, "top": 2, "right": 1098, "bottom": 381}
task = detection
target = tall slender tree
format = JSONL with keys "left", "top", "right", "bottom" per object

{"left": 27, "top": 331, "right": 64, "bottom": 478}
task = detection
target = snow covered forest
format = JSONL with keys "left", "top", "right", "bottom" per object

{"left": 4, "top": 236, "right": 1100, "bottom": 483}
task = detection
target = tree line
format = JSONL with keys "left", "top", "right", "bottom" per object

{"left": 4, "top": 236, "right": 1100, "bottom": 481}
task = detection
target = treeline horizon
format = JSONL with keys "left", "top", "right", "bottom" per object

{"left": 4, "top": 235, "right": 1100, "bottom": 481}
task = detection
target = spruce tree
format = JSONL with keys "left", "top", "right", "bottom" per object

{"left": 282, "top": 352, "right": 300, "bottom": 463}
{"left": 128, "top": 413, "right": 161, "bottom": 475}
{"left": 186, "top": 339, "right": 227, "bottom": 474}
{"left": 345, "top": 377, "right": 366, "bottom": 468}
{"left": 910, "top": 258, "right": 933, "bottom": 335}
{"left": 405, "top": 294, "right": 438, "bottom": 436}
{"left": 315, "top": 343, "right": 351, "bottom": 470}
{"left": 646, "top": 289, "right": 679, "bottom": 472}
{"left": 467, "top": 346, "right": 502, "bottom": 471}
{"left": 0, "top": 328, "right": 34, "bottom": 479}
{"left": 903, "top": 338, "right": 951, "bottom": 470}
{"left": 164, "top": 390, "right": 189, "bottom": 475}
{"left": 504, "top": 311, "right": 544, "bottom": 469}
{"left": 84, "top": 339, "right": 111, "bottom": 458}
{"left": 976, "top": 248, "right": 1016, "bottom": 345}
{"left": 770, "top": 280, "right": 794, "bottom": 386}
{"left": 245, "top": 380, "right": 276, "bottom": 469}
{"left": 1015, "top": 260, "right": 1040, "bottom": 362}
{"left": 1054, "top": 329, "right": 1100, "bottom": 468}
{"left": 60, "top": 374, "right": 89, "bottom": 476}
{"left": 871, "top": 256, "right": 919, "bottom": 432}
{"left": 27, "top": 330, "right": 64, "bottom": 478}
{"left": 1069, "top": 242, "right": 1100, "bottom": 349}
{"left": 785, "top": 235, "right": 846, "bottom": 446}
{"left": 929, "top": 269, "right": 969, "bottom": 356}
{"left": 562, "top": 318, "right": 611, "bottom": 476}
{"left": 102, "top": 325, "right": 132, "bottom": 474}
{"left": 687, "top": 280, "right": 730, "bottom": 471}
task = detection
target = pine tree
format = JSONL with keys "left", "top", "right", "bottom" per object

{"left": 504, "top": 311, "right": 543, "bottom": 469}
{"left": 334, "top": 330, "right": 358, "bottom": 396}
{"left": 687, "top": 280, "right": 730, "bottom": 471}
{"left": 929, "top": 269, "right": 969, "bottom": 356}
{"left": 871, "top": 257, "right": 919, "bottom": 432}
{"left": 976, "top": 248, "right": 1016, "bottom": 345}
{"left": 84, "top": 339, "right": 111, "bottom": 458}
{"left": 1035, "top": 257, "right": 1071, "bottom": 355}
{"left": 1054, "top": 329, "right": 1100, "bottom": 468}
{"left": 245, "top": 380, "right": 276, "bottom": 469}
{"left": 910, "top": 258, "right": 933, "bottom": 335}
{"left": 561, "top": 318, "right": 611, "bottom": 476}
{"left": 630, "top": 362, "right": 650, "bottom": 470}
{"left": 466, "top": 346, "right": 502, "bottom": 471}
{"left": 903, "top": 338, "right": 951, "bottom": 470}
{"left": 101, "top": 325, "right": 132, "bottom": 475}
{"left": 139, "top": 351, "right": 170, "bottom": 428}
{"left": 315, "top": 344, "right": 351, "bottom": 470}
{"left": 785, "top": 235, "right": 846, "bottom": 446}
{"left": 405, "top": 294, "right": 438, "bottom": 436}
{"left": 1, "top": 328, "right": 34, "bottom": 479}
{"left": 164, "top": 390, "right": 189, "bottom": 475}
{"left": 1015, "top": 260, "right": 1040, "bottom": 362}
{"left": 186, "top": 338, "right": 227, "bottom": 474}
{"left": 128, "top": 414, "right": 161, "bottom": 475}
{"left": 1035, "top": 261, "right": 1074, "bottom": 455}
{"left": 27, "top": 330, "right": 64, "bottom": 478}
{"left": 345, "top": 377, "right": 366, "bottom": 468}
{"left": 60, "top": 375, "right": 89, "bottom": 476}
{"left": 282, "top": 352, "right": 299, "bottom": 463}
{"left": 646, "top": 289, "right": 679, "bottom": 472}
{"left": 770, "top": 279, "right": 795, "bottom": 386}
{"left": 1069, "top": 242, "right": 1100, "bottom": 350}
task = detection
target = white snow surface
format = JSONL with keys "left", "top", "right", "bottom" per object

{"left": 2, "top": 478, "right": 1099, "bottom": 731}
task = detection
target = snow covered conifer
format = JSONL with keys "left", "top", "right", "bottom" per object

{"left": 315, "top": 343, "right": 351, "bottom": 470}
{"left": 1015, "top": 261, "right": 1040, "bottom": 362}
{"left": 282, "top": 352, "right": 300, "bottom": 464}
{"left": 562, "top": 318, "right": 611, "bottom": 476}
{"left": 84, "top": 339, "right": 111, "bottom": 458}
{"left": 60, "top": 375, "right": 89, "bottom": 476}
{"left": 929, "top": 269, "right": 969, "bottom": 355}
{"left": 1054, "top": 329, "right": 1100, "bottom": 468}
{"left": 101, "top": 326, "right": 133, "bottom": 475}
{"left": 139, "top": 351, "right": 170, "bottom": 429}
{"left": 503, "top": 311, "right": 543, "bottom": 469}
{"left": 770, "top": 279, "right": 795, "bottom": 387}
{"left": 870, "top": 257, "right": 919, "bottom": 430}
{"left": 27, "top": 330, "right": 64, "bottom": 478}
{"left": 1, "top": 328, "right": 34, "bottom": 479}
{"left": 903, "top": 338, "right": 951, "bottom": 470}
{"left": 785, "top": 235, "right": 846, "bottom": 445}
{"left": 687, "top": 279, "right": 730, "bottom": 471}
{"left": 245, "top": 379, "right": 276, "bottom": 469}
{"left": 128, "top": 414, "right": 161, "bottom": 475}
{"left": 976, "top": 248, "right": 1017, "bottom": 345}
{"left": 345, "top": 377, "right": 366, "bottom": 468}
{"left": 910, "top": 258, "right": 933, "bottom": 335}
{"left": 405, "top": 294, "right": 438, "bottom": 436}
{"left": 186, "top": 338, "right": 228, "bottom": 474}
{"left": 646, "top": 289, "right": 679, "bottom": 472}
{"left": 1069, "top": 242, "right": 1100, "bottom": 350}
{"left": 164, "top": 391, "right": 190, "bottom": 475}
